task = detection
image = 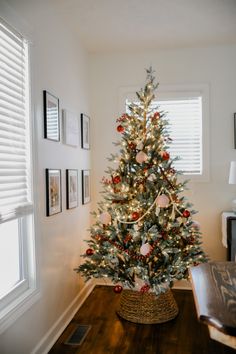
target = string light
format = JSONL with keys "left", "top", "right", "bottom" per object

{"left": 75, "top": 68, "right": 207, "bottom": 295}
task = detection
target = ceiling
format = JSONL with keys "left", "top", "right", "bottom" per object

{"left": 7, "top": 0, "right": 230, "bottom": 54}
{"left": 50, "top": 0, "right": 236, "bottom": 53}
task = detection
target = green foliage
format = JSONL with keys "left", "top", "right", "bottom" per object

{"left": 74, "top": 67, "right": 207, "bottom": 295}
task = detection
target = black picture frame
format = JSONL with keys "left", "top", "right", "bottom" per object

{"left": 66, "top": 169, "right": 78, "bottom": 209}
{"left": 234, "top": 113, "right": 236, "bottom": 149}
{"left": 46, "top": 169, "right": 62, "bottom": 216}
{"left": 43, "top": 90, "right": 60, "bottom": 141}
{"left": 82, "top": 169, "right": 91, "bottom": 204}
{"left": 81, "top": 113, "right": 90, "bottom": 149}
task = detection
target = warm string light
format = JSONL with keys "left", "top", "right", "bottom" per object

{"left": 75, "top": 68, "right": 207, "bottom": 295}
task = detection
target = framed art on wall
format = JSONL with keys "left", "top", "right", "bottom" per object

{"left": 62, "top": 109, "right": 79, "bottom": 147}
{"left": 43, "top": 90, "right": 60, "bottom": 141}
{"left": 82, "top": 169, "right": 91, "bottom": 204}
{"left": 81, "top": 113, "right": 90, "bottom": 149}
{"left": 46, "top": 169, "right": 62, "bottom": 216}
{"left": 66, "top": 169, "right": 78, "bottom": 209}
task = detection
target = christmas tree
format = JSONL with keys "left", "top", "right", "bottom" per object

{"left": 75, "top": 68, "right": 207, "bottom": 295}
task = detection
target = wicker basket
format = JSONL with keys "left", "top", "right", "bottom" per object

{"left": 117, "top": 288, "right": 178, "bottom": 324}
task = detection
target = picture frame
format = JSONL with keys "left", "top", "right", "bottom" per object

{"left": 62, "top": 109, "right": 79, "bottom": 147}
{"left": 46, "top": 169, "right": 62, "bottom": 216}
{"left": 82, "top": 170, "right": 91, "bottom": 204}
{"left": 43, "top": 90, "right": 60, "bottom": 141}
{"left": 81, "top": 113, "right": 90, "bottom": 149}
{"left": 234, "top": 113, "right": 236, "bottom": 149}
{"left": 66, "top": 169, "right": 78, "bottom": 209}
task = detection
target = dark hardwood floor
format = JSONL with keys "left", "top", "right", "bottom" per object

{"left": 49, "top": 286, "right": 236, "bottom": 354}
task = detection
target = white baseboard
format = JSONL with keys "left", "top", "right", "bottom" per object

{"left": 31, "top": 281, "right": 95, "bottom": 354}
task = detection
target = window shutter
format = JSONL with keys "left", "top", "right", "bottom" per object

{"left": 158, "top": 97, "right": 202, "bottom": 175}
{"left": 0, "top": 18, "right": 33, "bottom": 223}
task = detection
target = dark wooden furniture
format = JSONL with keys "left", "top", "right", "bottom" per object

{"left": 190, "top": 262, "right": 236, "bottom": 349}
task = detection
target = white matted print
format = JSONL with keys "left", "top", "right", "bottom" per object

{"left": 46, "top": 169, "right": 62, "bottom": 216}
{"left": 82, "top": 170, "right": 91, "bottom": 204}
{"left": 66, "top": 169, "right": 78, "bottom": 209}
{"left": 62, "top": 109, "right": 79, "bottom": 147}
{"left": 81, "top": 114, "right": 90, "bottom": 149}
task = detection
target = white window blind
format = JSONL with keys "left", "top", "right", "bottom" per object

{"left": 123, "top": 83, "right": 209, "bottom": 181}
{"left": 158, "top": 97, "right": 202, "bottom": 175}
{"left": 0, "top": 18, "right": 33, "bottom": 223}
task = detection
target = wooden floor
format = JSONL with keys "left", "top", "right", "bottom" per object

{"left": 49, "top": 286, "right": 236, "bottom": 354}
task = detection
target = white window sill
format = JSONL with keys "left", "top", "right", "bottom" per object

{"left": 0, "top": 286, "right": 41, "bottom": 335}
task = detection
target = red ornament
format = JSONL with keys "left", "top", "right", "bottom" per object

{"left": 140, "top": 284, "right": 150, "bottom": 293}
{"left": 113, "top": 175, "right": 121, "bottom": 184}
{"left": 86, "top": 248, "right": 94, "bottom": 256}
{"left": 117, "top": 125, "right": 124, "bottom": 133}
{"left": 128, "top": 142, "right": 136, "bottom": 150}
{"left": 131, "top": 211, "right": 140, "bottom": 221}
{"left": 153, "top": 112, "right": 160, "bottom": 119}
{"left": 113, "top": 285, "right": 123, "bottom": 293}
{"left": 124, "top": 234, "right": 132, "bottom": 243}
{"left": 162, "top": 151, "right": 170, "bottom": 161}
{"left": 183, "top": 210, "right": 190, "bottom": 218}
{"left": 160, "top": 231, "right": 168, "bottom": 240}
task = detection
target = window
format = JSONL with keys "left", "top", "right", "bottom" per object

{"left": 0, "top": 17, "right": 38, "bottom": 333}
{"left": 157, "top": 97, "right": 202, "bottom": 175}
{"left": 121, "top": 83, "right": 209, "bottom": 182}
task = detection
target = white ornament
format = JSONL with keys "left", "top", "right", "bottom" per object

{"left": 99, "top": 211, "right": 111, "bottom": 225}
{"left": 136, "top": 151, "right": 148, "bottom": 164}
{"left": 140, "top": 243, "right": 152, "bottom": 256}
{"left": 156, "top": 194, "right": 169, "bottom": 208}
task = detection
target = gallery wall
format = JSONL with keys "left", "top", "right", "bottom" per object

{"left": 0, "top": 1, "right": 92, "bottom": 353}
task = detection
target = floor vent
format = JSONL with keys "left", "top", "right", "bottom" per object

{"left": 64, "top": 324, "right": 91, "bottom": 346}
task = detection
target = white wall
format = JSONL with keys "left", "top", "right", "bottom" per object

{"left": 0, "top": 1, "right": 92, "bottom": 353}
{"left": 89, "top": 45, "right": 236, "bottom": 262}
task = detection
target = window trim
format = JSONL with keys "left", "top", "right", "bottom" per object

{"left": 118, "top": 83, "right": 210, "bottom": 182}
{"left": 0, "top": 16, "right": 40, "bottom": 335}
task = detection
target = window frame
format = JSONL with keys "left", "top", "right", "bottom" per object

{"left": 118, "top": 83, "right": 210, "bottom": 182}
{"left": 0, "top": 17, "right": 40, "bottom": 335}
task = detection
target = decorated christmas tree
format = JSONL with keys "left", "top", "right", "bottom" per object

{"left": 75, "top": 68, "right": 207, "bottom": 296}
